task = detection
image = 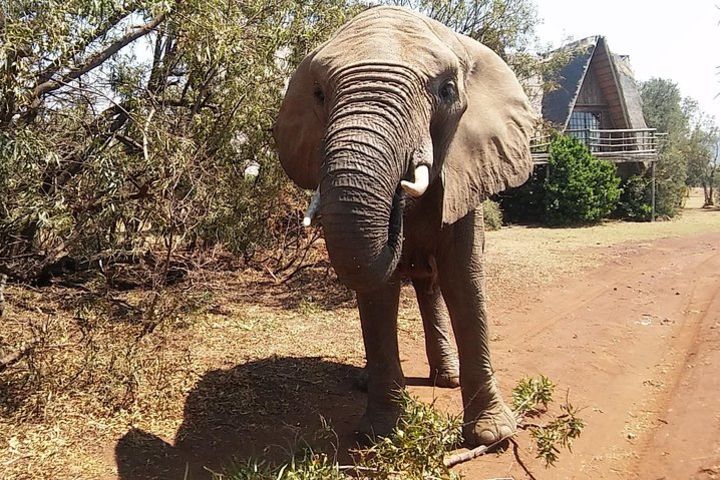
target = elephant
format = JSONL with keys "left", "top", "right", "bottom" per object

{"left": 273, "top": 5, "right": 535, "bottom": 448}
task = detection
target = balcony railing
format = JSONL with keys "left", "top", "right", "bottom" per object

{"left": 531, "top": 128, "right": 664, "bottom": 164}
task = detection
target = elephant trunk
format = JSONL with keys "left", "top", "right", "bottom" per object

{"left": 320, "top": 109, "right": 407, "bottom": 291}
{"left": 319, "top": 67, "right": 432, "bottom": 291}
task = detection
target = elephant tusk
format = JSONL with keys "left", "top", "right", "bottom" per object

{"left": 302, "top": 188, "right": 321, "bottom": 227}
{"left": 400, "top": 164, "right": 430, "bottom": 197}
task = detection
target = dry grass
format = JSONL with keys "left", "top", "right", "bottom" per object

{"left": 484, "top": 190, "right": 720, "bottom": 304}
{"left": 0, "top": 191, "right": 718, "bottom": 479}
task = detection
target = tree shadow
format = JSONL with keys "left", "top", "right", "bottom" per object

{"left": 115, "top": 357, "right": 366, "bottom": 480}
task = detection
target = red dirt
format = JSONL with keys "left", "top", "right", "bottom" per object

{"left": 108, "top": 231, "right": 720, "bottom": 480}
{"left": 403, "top": 232, "right": 720, "bottom": 479}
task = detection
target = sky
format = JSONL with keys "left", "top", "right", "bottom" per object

{"left": 533, "top": 0, "right": 720, "bottom": 123}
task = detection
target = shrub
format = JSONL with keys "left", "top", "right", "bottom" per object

{"left": 616, "top": 174, "right": 653, "bottom": 221}
{"left": 220, "top": 377, "right": 585, "bottom": 477}
{"left": 482, "top": 199, "right": 503, "bottom": 230}
{"left": 498, "top": 165, "right": 546, "bottom": 224}
{"left": 543, "top": 135, "right": 621, "bottom": 225}
{"left": 0, "top": 1, "right": 359, "bottom": 282}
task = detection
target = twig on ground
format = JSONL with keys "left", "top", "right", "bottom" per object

{"left": 264, "top": 265, "right": 279, "bottom": 283}
{"left": 0, "top": 273, "right": 6, "bottom": 316}
{"left": 0, "top": 342, "right": 36, "bottom": 372}
{"left": 443, "top": 433, "right": 515, "bottom": 468}
{"left": 511, "top": 438, "right": 538, "bottom": 480}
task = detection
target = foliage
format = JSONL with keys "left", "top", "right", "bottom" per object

{"left": 220, "top": 392, "right": 462, "bottom": 480}
{"left": 616, "top": 174, "right": 653, "bottom": 222}
{"left": 357, "top": 392, "right": 462, "bottom": 479}
{"left": 497, "top": 165, "right": 546, "bottom": 223}
{"left": 543, "top": 135, "right": 621, "bottom": 225}
{"left": 529, "top": 402, "right": 584, "bottom": 467}
{"left": 511, "top": 376, "right": 584, "bottom": 468}
{"left": 641, "top": 79, "right": 720, "bottom": 212}
{"left": 617, "top": 174, "right": 653, "bottom": 221}
{"left": 482, "top": 199, "right": 503, "bottom": 230}
{"left": 512, "top": 375, "right": 555, "bottom": 416}
{"left": 684, "top": 110, "right": 719, "bottom": 207}
{"left": 0, "top": 0, "right": 359, "bottom": 282}
{"left": 640, "top": 78, "right": 692, "bottom": 218}
{"left": 219, "top": 452, "right": 345, "bottom": 480}
{"left": 221, "top": 377, "right": 584, "bottom": 478}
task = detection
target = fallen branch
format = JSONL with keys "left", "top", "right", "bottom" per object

{"left": 0, "top": 273, "right": 6, "bottom": 316}
{"left": 0, "top": 342, "right": 36, "bottom": 373}
{"left": 511, "top": 438, "right": 538, "bottom": 480}
{"left": 443, "top": 433, "right": 515, "bottom": 468}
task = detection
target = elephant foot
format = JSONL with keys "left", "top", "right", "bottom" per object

{"left": 357, "top": 403, "right": 402, "bottom": 442}
{"left": 463, "top": 401, "right": 517, "bottom": 448}
{"left": 429, "top": 367, "right": 460, "bottom": 389}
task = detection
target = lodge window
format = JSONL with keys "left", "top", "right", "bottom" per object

{"left": 568, "top": 111, "right": 601, "bottom": 147}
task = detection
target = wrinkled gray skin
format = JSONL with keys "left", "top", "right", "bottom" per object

{"left": 274, "top": 6, "right": 534, "bottom": 447}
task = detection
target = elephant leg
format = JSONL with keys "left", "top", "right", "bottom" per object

{"left": 412, "top": 277, "right": 460, "bottom": 388}
{"left": 437, "top": 208, "right": 516, "bottom": 448}
{"left": 356, "top": 278, "right": 404, "bottom": 439}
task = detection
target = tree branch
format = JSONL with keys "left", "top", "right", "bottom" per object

{"left": 443, "top": 433, "right": 515, "bottom": 468}
{"left": 0, "top": 343, "right": 35, "bottom": 373}
{"left": 28, "top": 12, "right": 166, "bottom": 104}
{"left": 35, "top": 8, "right": 135, "bottom": 88}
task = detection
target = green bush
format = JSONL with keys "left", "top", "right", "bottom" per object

{"left": 0, "top": 0, "right": 358, "bottom": 281}
{"left": 616, "top": 174, "right": 653, "bottom": 221}
{"left": 543, "top": 135, "right": 621, "bottom": 225}
{"left": 482, "top": 199, "right": 503, "bottom": 230}
{"left": 498, "top": 165, "right": 546, "bottom": 224}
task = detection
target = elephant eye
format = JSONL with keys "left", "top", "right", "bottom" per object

{"left": 313, "top": 86, "right": 325, "bottom": 104}
{"left": 439, "top": 80, "right": 457, "bottom": 103}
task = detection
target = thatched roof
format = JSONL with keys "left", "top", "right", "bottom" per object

{"left": 536, "top": 36, "right": 647, "bottom": 131}
{"left": 541, "top": 37, "right": 598, "bottom": 127}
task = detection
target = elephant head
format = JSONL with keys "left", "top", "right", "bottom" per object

{"left": 274, "top": 6, "right": 535, "bottom": 292}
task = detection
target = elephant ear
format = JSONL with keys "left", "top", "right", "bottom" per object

{"left": 273, "top": 50, "right": 324, "bottom": 190}
{"left": 441, "top": 34, "right": 536, "bottom": 225}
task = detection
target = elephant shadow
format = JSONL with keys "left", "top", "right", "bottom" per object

{"left": 115, "top": 357, "right": 366, "bottom": 480}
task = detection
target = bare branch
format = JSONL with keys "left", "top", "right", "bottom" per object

{"left": 35, "top": 8, "right": 135, "bottom": 87}
{"left": 29, "top": 12, "right": 167, "bottom": 101}
{"left": 0, "top": 343, "right": 35, "bottom": 373}
{"left": 443, "top": 433, "right": 514, "bottom": 468}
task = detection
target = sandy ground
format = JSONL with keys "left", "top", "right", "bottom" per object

{"left": 2, "top": 192, "right": 719, "bottom": 479}
{"left": 406, "top": 230, "right": 720, "bottom": 479}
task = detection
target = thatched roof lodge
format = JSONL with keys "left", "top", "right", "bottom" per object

{"left": 531, "top": 36, "right": 661, "bottom": 168}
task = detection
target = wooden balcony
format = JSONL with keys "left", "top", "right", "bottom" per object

{"left": 531, "top": 128, "right": 663, "bottom": 164}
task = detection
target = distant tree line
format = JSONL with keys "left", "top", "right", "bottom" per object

{"left": 640, "top": 78, "right": 719, "bottom": 211}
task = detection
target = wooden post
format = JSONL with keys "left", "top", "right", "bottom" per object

{"left": 651, "top": 160, "right": 656, "bottom": 222}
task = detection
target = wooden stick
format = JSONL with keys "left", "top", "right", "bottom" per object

{"left": 0, "top": 273, "right": 6, "bottom": 317}
{"left": 443, "top": 433, "right": 515, "bottom": 468}
{"left": 0, "top": 343, "right": 35, "bottom": 373}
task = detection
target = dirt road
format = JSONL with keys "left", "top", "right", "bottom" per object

{"left": 403, "top": 232, "right": 720, "bottom": 479}
{"left": 6, "top": 211, "right": 718, "bottom": 479}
